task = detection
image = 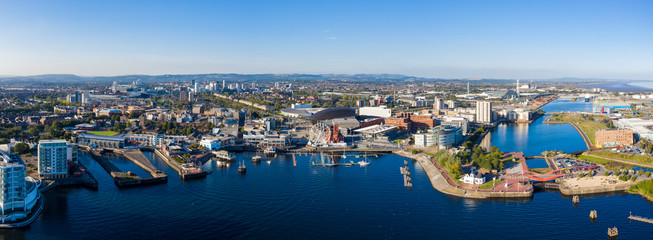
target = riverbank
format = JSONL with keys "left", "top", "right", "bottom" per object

{"left": 544, "top": 118, "right": 593, "bottom": 150}
{"left": 395, "top": 150, "right": 533, "bottom": 199}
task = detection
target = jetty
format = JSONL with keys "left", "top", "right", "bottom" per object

{"left": 116, "top": 149, "right": 168, "bottom": 180}
{"left": 154, "top": 149, "right": 208, "bottom": 180}
{"left": 629, "top": 214, "right": 653, "bottom": 224}
{"left": 401, "top": 160, "right": 412, "bottom": 188}
{"left": 86, "top": 148, "right": 167, "bottom": 187}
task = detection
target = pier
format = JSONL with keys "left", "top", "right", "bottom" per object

{"left": 154, "top": 149, "right": 208, "bottom": 179}
{"left": 86, "top": 148, "right": 168, "bottom": 187}
{"left": 629, "top": 214, "right": 653, "bottom": 224}
{"left": 115, "top": 149, "right": 168, "bottom": 180}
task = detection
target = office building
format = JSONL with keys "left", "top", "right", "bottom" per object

{"left": 595, "top": 129, "right": 634, "bottom": 148}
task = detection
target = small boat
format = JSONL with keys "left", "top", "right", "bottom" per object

{"left": 213, "top": 150, "right": 236, "bottom": 161}
{"left": 252, "top": 155, "right": 262, "bottom": 163}
{"left": 607, "top": 227, "right": 618, "bottom": 237}
{"left": 238, "top": 161, "right": 246, "bottom": 174}
{"left": 266, "top": 160, "right": 272, "bottom": 165}
{"left": 325, "top": 162, "right": 337, "bottom": 167}
{"left": 264, "top": 147, "right": 276, "bottom": 155}
{"left": 359, "top": 160, "right": 370, "bottom": 167}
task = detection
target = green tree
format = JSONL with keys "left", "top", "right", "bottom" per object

{"left": 13, "top": 142, "right": 30, "bottom": 154}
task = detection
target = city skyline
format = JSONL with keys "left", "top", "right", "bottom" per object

{"left": 1, "top": 0, "right": 652, "bottom": 79}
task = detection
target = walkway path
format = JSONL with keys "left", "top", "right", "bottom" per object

{"left": 584, "top": 152, "right": 653, "bottom": 169}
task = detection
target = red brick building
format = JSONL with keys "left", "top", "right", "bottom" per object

{"left": 595, "top": 129, "right": 633, "bottom": 148}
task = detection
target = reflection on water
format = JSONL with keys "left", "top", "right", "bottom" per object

{"left": 7, "top": 152, "right": 653, "bottom": 239}
{"left": 540, "top": 99, "right": 593, "bottom": 113}
{"left": 488, "top": 116, "right": 586, "bottom": 156}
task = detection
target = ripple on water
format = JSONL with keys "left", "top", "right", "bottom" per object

{"left": 17, "top": 153, "right": 653, "bottom": 239}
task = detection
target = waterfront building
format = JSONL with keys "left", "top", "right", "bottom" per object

{"left": 413, "top": 126, "right": 463, "bottom": 149}
{"left": 595, "top": 129, "right": 634, "bottom": 148}
{"left": 75, "top": 133, "right": 126, "bottom": 149}
{"left": 414, "top": 133, "right": 437, "bottom": 147}
{"left": 460, "top": 173, "right": 485, "bottom": 185}
{"left": 124, "top": 134, "right": 164, "bottom": 147}
{"left": 38, "top": 140, "right": 78, "bottom": 179}
{"left": 0, "top": 151, "right": 40, "bottom": 223}
{"left": 200, "top": 139, "right": 221, "bottom": 151}
{"left": 476, "top": 101, "right": 492, "bottom": 123}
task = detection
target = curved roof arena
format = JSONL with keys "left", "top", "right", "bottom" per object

{"left": 309, "top": 107, "right": 356, "bottom": 124}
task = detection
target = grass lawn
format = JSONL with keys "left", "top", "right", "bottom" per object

{"left": 590, "top": 150, "right": 653, "bottom": 164}
{"left": 548, "top": 113, "right": 608, "bottom": 145}
{"left": 479, "top": 179, "right": 502, "bottom": 190}
{"left": 87, "top": 130, "right": 119, "bottom": 136}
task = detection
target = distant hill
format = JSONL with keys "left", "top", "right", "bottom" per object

{"left": 0, "top": 73, "right": 641, "bottom": 85}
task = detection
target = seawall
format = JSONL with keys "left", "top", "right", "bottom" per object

{"left": 395, "top": 150, "right": 532, "bottom": 199}
{"left": 559, "top": 182, "right": 633, "bottom": 195}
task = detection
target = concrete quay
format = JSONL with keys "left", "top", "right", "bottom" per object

{"left": 154, "top": 149, "right": 207, "bottom": 180}
{"left": 395, "top": 150, "right": 533, "bottom": 199}
{"left": 86, "top": 149, "right": 167, "bottom": 187}
{"left": 558, "top": 179, "right": 634, "bottom": 195}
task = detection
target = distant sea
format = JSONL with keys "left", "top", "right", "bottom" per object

{"left": 577, "top": 81, "right": 653, "bottom": 92}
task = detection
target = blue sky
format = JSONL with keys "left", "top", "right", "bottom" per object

{"left": 0, "top": 0, "right": 651, "bottom": 79}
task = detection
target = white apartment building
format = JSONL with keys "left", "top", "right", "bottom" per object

{"left": 476, "top": 101, "right": 492, "bottom": 123}
{"left": 38, "top": 140, "right": 78, "bottom": 179}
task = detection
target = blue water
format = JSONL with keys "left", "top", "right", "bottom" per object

{"left": 104, "top": 152, "right": 152, "bottom": 178}
{"left": 540, "top": 99, "right": 593, "bottom": 113}
{"left": 526, "top": 159, "right": 549, "bottom": 169}
{"left": 487, "top": 116, "right": 588, "bottom": 156}
{"left": 4, "top": 151, "right": 652, "bottom": 239}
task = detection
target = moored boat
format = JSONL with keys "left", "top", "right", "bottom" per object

{"left": 264, "top": 147, "right": 276, "bottom": 155}
{"left": 213, "top": 150, "right": 236, "bottom": 161}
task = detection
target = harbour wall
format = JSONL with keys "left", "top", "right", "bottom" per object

{"left": 395, "top": 150, "right": 532, "bottom": 199}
